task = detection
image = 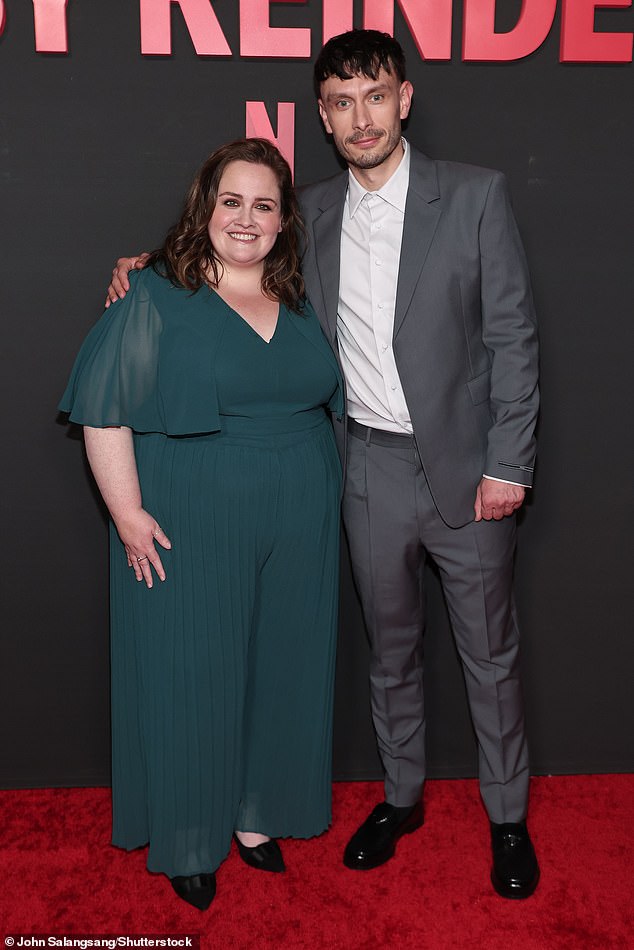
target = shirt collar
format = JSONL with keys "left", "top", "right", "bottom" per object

{"left": 347, "top": 138, "right": 410, "bottom": 217}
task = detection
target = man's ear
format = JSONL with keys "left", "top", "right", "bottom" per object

{"left": 399, "top": 81, "right": 414, "bottom": 121}
{"left": 318, "top": 100, "right": 333, "bottom": 134}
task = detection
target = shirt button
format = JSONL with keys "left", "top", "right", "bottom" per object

{"left": 382, "top": 343, "right": 389, "bottom": 351}
{"left": 390, "top": 385, "right": 397, "bottom": 391}
{"left": 375, "top": 259, "right": 382, "bottom": 266}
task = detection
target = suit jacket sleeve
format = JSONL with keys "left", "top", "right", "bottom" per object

{"left": 479, "top": 172, "right": 539, "bottom": 486}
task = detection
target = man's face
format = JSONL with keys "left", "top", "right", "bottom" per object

{"left": 318, "top": 68, "right": 413, "bottom": 172}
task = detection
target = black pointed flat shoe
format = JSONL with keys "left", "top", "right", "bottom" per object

{"left": 170, "top": 872, "right": 216, "bottom": 910}
{"left": 233, "top": 834, "right": 286, "bottom": 872}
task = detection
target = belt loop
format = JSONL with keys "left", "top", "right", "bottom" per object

{"left": 365, "top": 427, "right": 372, "bottom": 446}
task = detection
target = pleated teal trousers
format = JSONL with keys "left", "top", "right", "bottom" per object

{"left": 109, "top": 414, "right": 341, "bottom": 877}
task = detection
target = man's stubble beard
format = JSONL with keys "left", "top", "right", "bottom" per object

{"left": 339, "top": 127, "right": 402, "bottom": 171}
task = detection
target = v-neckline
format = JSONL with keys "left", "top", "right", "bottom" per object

{"left": 208, "top": 287, "right": 281, "bottom": 344}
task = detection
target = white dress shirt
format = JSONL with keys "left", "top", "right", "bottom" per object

{"left": 338, "top": 140, "right": 412, "bottom": 434}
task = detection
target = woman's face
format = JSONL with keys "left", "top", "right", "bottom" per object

{"left": 208, "top": 160, "right": 283, "bottom": 272}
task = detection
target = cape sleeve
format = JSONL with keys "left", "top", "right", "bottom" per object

{"left": 58, "top": 269, "right": 223, "bottom": 435}
{"left": 58, "top": 270, "right": 166, "bottom": 430}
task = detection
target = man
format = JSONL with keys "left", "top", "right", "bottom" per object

{"left": 301, "top": 30, "right": 539, "bottom": 899}
{"left": 108, "top": 29, "right": 539, "bottom": 899}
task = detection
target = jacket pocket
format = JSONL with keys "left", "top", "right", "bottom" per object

{"left": 466, "top": 369, "right": 491, "bottom": 406}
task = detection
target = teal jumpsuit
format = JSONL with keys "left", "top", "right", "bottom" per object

{"left": 59, "top": 268, "right": 343, "bottom": 877}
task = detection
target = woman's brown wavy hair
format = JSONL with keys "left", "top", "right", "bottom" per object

{"left": 148, "top": 138, "right": 306, "bottom": 312}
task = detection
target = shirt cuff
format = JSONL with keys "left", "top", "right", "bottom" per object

{"left": 482, "top": 474, "right": 530, "bottom": 488}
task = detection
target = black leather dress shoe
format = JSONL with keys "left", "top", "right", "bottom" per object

{"left": 343, "top": 801, "right": 424, "bottom": 870}
{"left": 490, "top": 821, "right": 539, "bottom": 899}
{"left": 234, "top": 834, "right": 286, "bottom": 872}
{"left": 170, "top": 872, "right": 216, "bottom": 910}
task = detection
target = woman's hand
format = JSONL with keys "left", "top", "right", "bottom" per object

{"left": 84, "top": 427, "right": 169, "bottom": 588}
{"left": 114, "top": 507, "right": 172, "bottom": 588}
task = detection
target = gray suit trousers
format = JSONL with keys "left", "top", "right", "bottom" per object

{"left": 342, "top": 427, "right": 530, "bottom": 823}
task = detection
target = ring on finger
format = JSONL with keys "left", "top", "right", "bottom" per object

{"left": 137, "top": 555, "right": 148, "bottom": 562}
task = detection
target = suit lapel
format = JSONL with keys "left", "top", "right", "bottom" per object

{"left": 310, "top": 174, "right": 348, "bottom": 344}
{"left": 394, "top": 150, "right": 442, "bottom": 338}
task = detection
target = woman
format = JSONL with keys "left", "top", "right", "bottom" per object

{"left": 60, "top": 139, "right": 343, "bottom": 910}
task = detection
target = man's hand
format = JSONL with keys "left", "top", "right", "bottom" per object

{"left": 105, "top": 253, "right": 150, "bottom": 307}
{"left": 474, "top": 478, "right": 525, "bottom": 522}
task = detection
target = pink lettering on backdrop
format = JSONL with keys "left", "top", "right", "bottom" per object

{"left": 463, "top": 0, "right": 557, "bottom": 61}
{"left": 364, "top": 0, "right": 453, "bottom": 60}
{"left": 140, "top": 0, "right": 231, "bottom": 55}
{"left": 0, "top": 1, "right": 6, "bottom": 38}
{"left": 32, "top": 0, "right": 69, "bottom": 52}
{"left": 323, "top": 0, "right": 353, "bottom": 43}
{"left": 560, "top": 0, "right": 633, "bottom": 62}
{"left": 245, "top": 101, "right": 295, "bottom": 177}
{"left": 19, "top": 0, "right": 634, "bottom": 63}
{"left": 240, "top": 0, "right": 310, "bottom": 57}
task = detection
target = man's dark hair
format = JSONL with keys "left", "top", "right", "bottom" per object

{"left": 313, "top": 29, "right": 407, "bottom": 98}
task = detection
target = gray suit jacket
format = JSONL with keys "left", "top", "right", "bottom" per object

{"left": 298, "top": 146, "right": 539, "bottom": 528}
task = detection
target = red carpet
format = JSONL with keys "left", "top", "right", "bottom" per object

{"left": 1, "top": 776, "right": 632, "bottom": 948}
